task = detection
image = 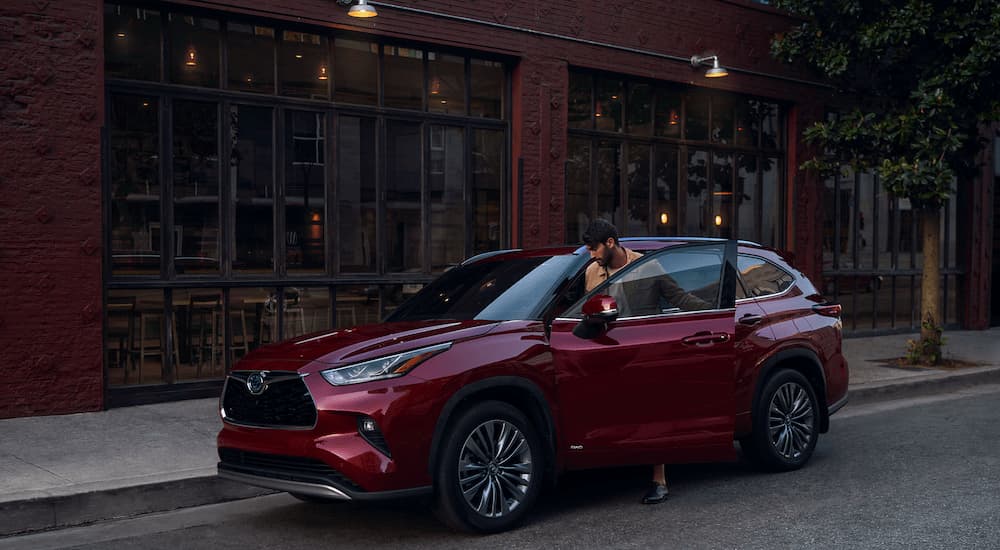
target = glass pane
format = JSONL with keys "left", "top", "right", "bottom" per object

{"left": 566, "top": 137, "right": 591, "bottom": 243}
{"left": 173, "top": 289, "right": 224, "bottom": 380}
{"left": 110, "top": 94, "right": 160, "bottom": 276}
{"left": 735, "top": 99, "right": 763, "bottom": 148}
{"left": 761, "top": 157, "right": 781, "bottom": 247}
{"left": 596, "top": 141, "right": 621, "bottom": 225}
{"left": 595, "top": 77, "right": 623, "bottom": 132}
{"left": 173, "top": 100, "right": 220, "bottom": 275}
{"left": 685, "top": 150, "right": 709, "bottom": 235}
{"left": 284, "top": 287, "right": 330, "bottom": 339}
{"left": 600, "top": 245, "right": 723, "bottom": 317}
{"left": 711, "top": 95, "right": 735, "bottom": 144}
{"left": 429, "top": 126, "right": 466, "bottom": 270}
{"left": 471, "top": 58, "right": 503, "bottom": 118}
{"left": 105, "top": 5, "right": 161, "bottom": 81}
{"left": 653, "top": 145, "right": 678, "bottom": 236}
{"left": 685, "top": 93, "right": 709, "bottom": 140}
{"left": 737, "top": 154, "right": 758, "bottom": 242}
{"left": 654, "top": 87, "right": 682, "bottom": 138}
{"left": 285, "top": 111, "right": 326, "bottom": 274}
{"left": 106, "top": 289, "right": 166, "bottom": 386}
{"left": 626, "top": 144, "right": 650, "bottom": 235}
{"left": 473, "top": 129, "right": 504, "bottom": 253}
{"left": 761, "top": 102, "right": 781, "bottom": 149}
{"left": 737, "top": 256, "right": 794, "bottom": 297}
{"left": 229, "top": 287, "right": 276, "bottom": 360}
{"left": 384, "top": 45, "right": 423, "bottom": 110}
{"left": 857, "top": 173, "right": 876, "bottom": 269}
{"left": 568, "top": 72, "right": 592, "bottom": 130}
{"left": 338, "top": 116, "right": 377, "bottom": 273}
{"left": 279, "top": 31, "right": 329, "bottom": 99}
{"left": 627, "top": 83, "right": 652, "bottom": 135}
{"left": 231, "top": 105, "right": 274, "bottom": 273}
{"left": 712, "top": 153, "right": 733, "bottom": 238}
{"left": 428, "top": 53, "right": 466, "bottom": 115}
{"left": 336, "top": 285, "right": 382, "bottom": 328}
{"left": 168, "top": 13, "right": 219, "bottom": 87}
{"left": 386, "top": 121, "right": 423, "bottom": 272}
{"left": 334, "top": 38, "right": 378, "bottom": 105}
{"left": 227, "top": 23, "right": 274, "bottom": 93}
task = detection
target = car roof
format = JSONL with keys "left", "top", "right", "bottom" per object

{"left": 463, "top": 237, "right": 777, "bottom": 265}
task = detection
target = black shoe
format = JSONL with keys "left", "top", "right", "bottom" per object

{"left": 641, "top": 483, "right": 669, "bottom": 504}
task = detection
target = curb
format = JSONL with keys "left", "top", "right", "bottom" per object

{"left": 847, "top": 365, "right": 1000, "bottom": 406}
{"left": 0, "top": 474, "right": 273, "bottom": 538}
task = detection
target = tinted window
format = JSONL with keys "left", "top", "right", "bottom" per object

{"left": 738, "top": 255, "right": 794, "bottom": 297}
{"left": 387, "top": 256, "right": 581, "bottom": 322}
{"left": 567, "top": 244, "right": 724, "bottom": 318}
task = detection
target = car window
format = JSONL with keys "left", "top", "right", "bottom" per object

{"left": 386, "top": 255, "right": 581, "bottom": 322}
{"left": 565, "top": 244, "right": 724, "bottom": 319}
{"left": 737, "top": 255, "right": 795, "bottom": 298}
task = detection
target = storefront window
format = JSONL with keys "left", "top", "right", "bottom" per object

{"left": 568, "top": 72, "right": 592, "bottom": 130}
{"left": 471, "top": 59, "right": 504, "bottom": 119}
{"left": 654, "top": 87, "right": 682, "bottom": 138}
{"left": 173, "top": 288, "right": 226, "bottom": 380}
{"left": 428, "top": 53, "right": 466, "bottom": 115}
{"left": 110, "top": 94, "right": 160, "bottom": 276}
{"left": 334, "top": 38, "right": 378, "bottom": 105}
{"left": 686, "top": 150, "right": 709, "bottom": 234}
{"left": 429, "top": 125, "right": 466, "bottom": 269}
{"left": 280, "top": 31, "right": 329, "bottom": 99}
{"left": 566, "top": 138, "right": 592, "bottom": 242}
{"left": 597, "top": 141, "right": 621, "bottom": 223}
{"left": 338, "top": 116, "right": 377, "bottom": 273}
{"left": 105, "top": 5, "right": 161, "bottom": 81}
{"left": 168, "top": 14, "right": 220, "bottom": 87}
{"left": 228, "top": 23, "right": 275, "bottom": 93}
{"left": 231, "top": 105, "right": 274, "bottom": 273}
{"left": 627, "top": 83, "right": 653, "bottom": 135}
{"left": 384, "top": 46, "right": 424, "bottom": 110}
{"left": 106, "top": 289, "right": 167, "bottom": 386}
{"left": 685, "top": 94, "right": 709, "bottom": 141}
{"left": 712, "top": 153, "right": 733, "bottom": 238}
{"left": 173, "top": 100, "right": 220, "bottom": 275}
{"left": 736, "top": 154, "right": 759, "bottom": 242}
{"left": 473, "top": 129, "right": 503, "bottom": 253}
{"left": 386, "top": 121, "right": 423, "bottom": 272}
{"left": 595, "top": 77, "right": 624, "bottom": 133}
{"left": 285, "top": 110, "right": 326, "bottom": 274}
{"left": 712, "top": 96, "right": 735, "bottom": 144}
{"left": 653, "top": 145, "right": 678, "bottom": 236}
{"left": 626, "top": 144, "right": 650, "bottom": 236}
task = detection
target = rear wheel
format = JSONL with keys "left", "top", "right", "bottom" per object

{"left": 741, "top": 369, "right": 819, "bottom": 471}
{"left": 433, "top": 400, "right": 544, "bottom": 533}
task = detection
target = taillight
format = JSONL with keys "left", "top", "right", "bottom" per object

{"left": 812, "top": 303, "right": 842, "bottom": 318}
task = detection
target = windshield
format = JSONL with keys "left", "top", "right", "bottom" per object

{"left": 386, "top": 255, "right": 582, "bottom": 322}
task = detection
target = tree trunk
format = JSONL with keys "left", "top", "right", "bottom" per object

{"left": 918, "top": 208, "right": 942, "bottom": 364}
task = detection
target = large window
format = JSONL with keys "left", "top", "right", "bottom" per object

{"left": 566, "top": 70, "right": 784, "bottom": 247}
{"left": 103, "top": 3, "right": 509, "bottom": 397}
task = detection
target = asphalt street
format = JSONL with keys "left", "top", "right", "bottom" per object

{"left": 4, "top": 385, "right": 999, "bottom": 550}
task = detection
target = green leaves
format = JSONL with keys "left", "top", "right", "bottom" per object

{"left": 772, "top": 0, "right": 999, "bottom": 207}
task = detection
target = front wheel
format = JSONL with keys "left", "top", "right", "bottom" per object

{"left": 741, "top": 369, "right": 820, "bottom": 471}
{"left": 433, "top": 400, "right": 544, "bottom": 533}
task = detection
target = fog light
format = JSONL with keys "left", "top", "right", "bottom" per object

{"left": 360, "top": 418, "right": 377, "bottom": 433}
{"left": 357, "top": 415, "right": 391, "bottom": 457}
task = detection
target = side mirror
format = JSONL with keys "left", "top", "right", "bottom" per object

{"left": 573, "top": 294, "right": 618, "bottom": 339}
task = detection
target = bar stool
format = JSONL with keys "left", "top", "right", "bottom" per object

{"left": 188, "top": 294, "right": 222, "bottom": 378}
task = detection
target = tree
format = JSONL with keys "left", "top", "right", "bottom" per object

{"left": 770, "top": 0, "right": 1000, "bottom": 364}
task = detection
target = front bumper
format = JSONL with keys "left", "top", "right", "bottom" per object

{"left": 217, "top": 448, "right": 430, "bottom": 501}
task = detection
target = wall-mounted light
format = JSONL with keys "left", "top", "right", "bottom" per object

{"left": 336, "top": 0, "right": 378, "bottom": 18}
{"left": 185, "top": 46, "right": 198, "bottom": 67}
{"left": 714, "top": 214, "right": 724, "bottom": 226}
{"left": 690, "top": 54, "right": 728, "bottom": 78}
{"left": 660, "top": 212, "right": 669, "bottom": 225}
{"left": 115, "top": 31, "right": 127, "bottom": 39}
{"left": 668, "top": 108, "right": 679, "bottom": 126}
{"left": 429, "top": 76, "right": 441, "bottom": 95}
{"left": 318, "top": 65, "right": 329, "bottom": 80}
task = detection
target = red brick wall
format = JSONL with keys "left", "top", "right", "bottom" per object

{"left": 0, "top": 0, "right": 104, "bottom": 418}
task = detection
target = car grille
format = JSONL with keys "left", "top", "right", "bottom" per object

{"left": 222, "top": 371, "right": 317, "bottom": 428}
{"left": 218, "top": 448, "right": 364, "bottom": 492}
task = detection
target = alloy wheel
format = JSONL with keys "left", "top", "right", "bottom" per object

{"left": 458, "top": 419, "right": 532, "bottom": 518}
{"left": 767, "top": 381, "right": 814, "bottom": 460}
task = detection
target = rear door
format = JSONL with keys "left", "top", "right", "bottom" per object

{"left": 550, "top": 241, "right": 738, "bottom": 469}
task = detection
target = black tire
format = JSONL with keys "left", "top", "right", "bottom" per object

{"left": 433, "top": 400, "right": 545, "bottom": 533}
{"left": 740, "top": 369, "right": 820, "bottom": 471}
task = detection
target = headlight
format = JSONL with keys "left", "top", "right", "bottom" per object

{"left": 320, "top": 342, "right": 452, "bottom": 386}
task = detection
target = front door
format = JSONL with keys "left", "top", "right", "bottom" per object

{"left": 550, "top": 242, "right": 738, "bottom": 469}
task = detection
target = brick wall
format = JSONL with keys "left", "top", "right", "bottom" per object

{"left": 0, "top": 0, "right": 104, "bottom": 418}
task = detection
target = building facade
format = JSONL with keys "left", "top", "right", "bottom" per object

{"left": 0, "top": 0, "right": 995, "bottom": 418}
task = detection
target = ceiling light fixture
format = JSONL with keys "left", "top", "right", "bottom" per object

{"left": 337, "top": 0, "right": 378, "bottom": 18}
{"left": 690, "top": 54, "right": 728, "bottom": 78}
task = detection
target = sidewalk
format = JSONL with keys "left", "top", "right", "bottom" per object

{"left": 2, "top": 328, "right": 999, "bottom": 537}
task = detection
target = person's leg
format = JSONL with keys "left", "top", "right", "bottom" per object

{"left": 642, "top": 464, "right": 669, "bottom": 504}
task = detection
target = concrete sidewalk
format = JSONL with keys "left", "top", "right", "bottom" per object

{"left": 2, "top": 328, "right": 999, "bottom": 537}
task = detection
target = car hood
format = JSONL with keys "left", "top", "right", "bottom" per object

{"left": 239, "top": 320, "right": 500, "bottom": 369}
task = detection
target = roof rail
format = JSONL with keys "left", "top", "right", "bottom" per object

{"left": 460, "top": 248, "right": 521, "bottom": 266}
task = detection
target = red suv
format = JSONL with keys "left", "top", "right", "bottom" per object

{"left": 217, "top": 238, "right": 848, "bottom": 532}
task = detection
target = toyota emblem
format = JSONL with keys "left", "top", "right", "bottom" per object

{"left": 246, "top": 372, "right": 267, "bottom": 395}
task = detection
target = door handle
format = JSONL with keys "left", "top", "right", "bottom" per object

{"left": 739, "top": 314, "right": 764, "bottom": 326}
{"left": 681, "top": 332, "right": 730, "bottom": 346}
